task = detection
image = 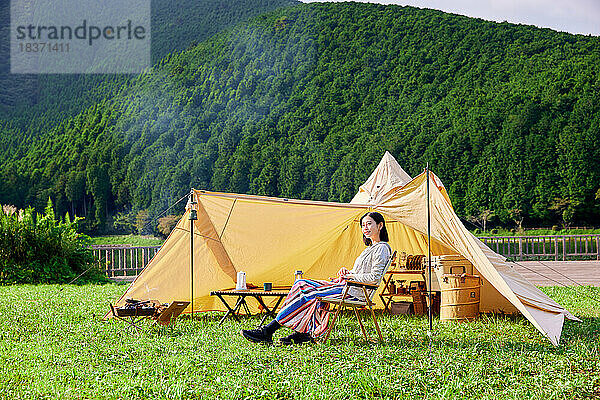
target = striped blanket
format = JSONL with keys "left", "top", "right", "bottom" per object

{"left": 275, "top": 279, "right": 359, "bottom": 337}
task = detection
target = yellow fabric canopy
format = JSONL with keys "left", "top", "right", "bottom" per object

{"left": 112, "top": 153, "right": 578, "bottom": 345}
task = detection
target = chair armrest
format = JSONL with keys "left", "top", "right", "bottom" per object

{"left": 345, "top": 280, "right": 378, "bottom": 289}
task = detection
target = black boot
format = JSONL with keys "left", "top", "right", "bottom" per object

{"left": 241, "top": 320, "right": 281, "bottom": 344}
{"left": 280, "top": 331, "right": 314, "bottom": 345}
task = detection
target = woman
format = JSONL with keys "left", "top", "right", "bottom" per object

{"left": 241, "top": 211, "right": 391, "bottom": 345}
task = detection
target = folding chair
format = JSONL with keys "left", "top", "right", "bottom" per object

{"left": 320, "top": 250, "right": 397, "bottom": 343}
{"left": 153, "top": 301, "right": 190, "bottom": 326}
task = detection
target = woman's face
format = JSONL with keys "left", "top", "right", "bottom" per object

{"left": 361, "top": 216, "right": 382, "bottom": 242}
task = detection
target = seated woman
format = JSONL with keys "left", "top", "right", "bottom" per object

{"left": 242, "top": 211, "right": 391, "bottom": 345}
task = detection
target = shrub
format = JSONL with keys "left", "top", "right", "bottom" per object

{"left": 0, "top": 200, "right": 103, "bottom": 284}
{"left": 135, "top": 210, "right": 152, "bottom": 235}
{"left": 112, "top": 211, "right": 137, "bottom": 234}
{"left": 157, "top": 214, "right": 181, "bottom": 237}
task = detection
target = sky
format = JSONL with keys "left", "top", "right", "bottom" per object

{"left": 300, "top": 0, "right": 600, "bottom": 36}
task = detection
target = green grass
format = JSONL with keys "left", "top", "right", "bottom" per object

{"left": 89, "top": 235, "right": 164, "bottom": 247}
{"left": 0, "top": 285, "right": 598, "bottom": 399}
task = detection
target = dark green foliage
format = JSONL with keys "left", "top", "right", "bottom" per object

{"left": 0, "top": 200, "right": 100, "bottom": 284}
{"left": 1, "top": 2, "right": 600, "bottom": 231}
{"left": 0, "top": 0, "right": 299, "bottom": 145}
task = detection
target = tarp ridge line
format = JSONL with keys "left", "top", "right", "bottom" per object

{"left": 195, "top": 190, "right": 372, "bottom": 208}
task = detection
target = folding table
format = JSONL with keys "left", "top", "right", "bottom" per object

{"left": 210, "top": 288, "right": 290, "bottom": 326}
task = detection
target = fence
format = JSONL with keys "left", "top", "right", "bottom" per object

{"left": 91, "top": 245, "right": 161, "bottom": 278}
{"left": 479, "top": 235, "right": 600, "bottom": 261}
{"left": 92, "top": 234, "right": 600, "bottom": 278}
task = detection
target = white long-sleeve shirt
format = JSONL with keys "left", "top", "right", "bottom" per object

{"left": 346, "top": 241, "right": 392, "bottom": 299}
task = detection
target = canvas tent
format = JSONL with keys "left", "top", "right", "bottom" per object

{"left": 111, "top": 152, "right": 578, "bottom": 345}
{"left": 351, "top": 151, "right": 412, "bottom": 204}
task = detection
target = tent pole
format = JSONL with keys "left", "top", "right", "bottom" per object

{"left": 189, "top": 189, "right": 198, "bottom": 317}
{"left": 426, "top": 164, "right": 433, "bottom": 336}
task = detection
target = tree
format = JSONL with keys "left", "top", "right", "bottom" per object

{"left": 549, "top": 197, "right": 578, "bottom": 228}
{"left": 135, "top": 210, "right": 152, "bottom": 235}
{"left": 508, "top": 208, "right": 524, "bottom": 232}
{"left": 3, "top": 2, "right": 600, "bottom": 231}
{"left": 157, "top": 214, "right": 181, "bottom": 237}
{"left": 113, "top": 211, "right": 136, "bottom": 234}
{"left": 86, "top": 163, "right": 111, "bottom": 229}
{"left": 467, "top": 209, "right": 494, "bottom": 232}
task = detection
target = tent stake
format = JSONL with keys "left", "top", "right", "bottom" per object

{"left": 189, "top": 190, "right": 198, "bottom": 317}
{"left": 426, "top": 164, "right": 433, "bottom": 336}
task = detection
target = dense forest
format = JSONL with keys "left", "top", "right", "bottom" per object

{"left": 1, "top": 2, "right": 599, "bottom": 233}
{"left": 0, "top": 0, "right": 298, "bottom": 135}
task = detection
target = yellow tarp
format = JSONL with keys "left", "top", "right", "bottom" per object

{"left": 112, "top": 153, "right": 578, "bottom": 345}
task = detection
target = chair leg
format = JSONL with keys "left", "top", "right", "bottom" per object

{"left": 353, "top": 306, "right": 369, "bottom": 342}
{"left": 368, "top": 303, "right": 383, "bottom": 342}
{"left": 323, "top": 303, "right": 342, "bottom": 343}
{"left": 323, "top": 285, "right": 351, "bottom": 343}
{"left": 360, "top": 285, "right": 380, "bottom": 342}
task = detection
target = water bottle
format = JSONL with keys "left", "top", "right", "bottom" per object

{"left": 236, "top": 271, "right": 247, "bottom": 290}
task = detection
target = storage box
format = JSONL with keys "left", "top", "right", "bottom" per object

{"left": 390, "top": 301, "right": 412, "bottom": 315}
{"left": 423, "top": 254, "right": 475, "bottom": 292}
{"left": 424, "top": 255, "right": 474, "bottom": 275}
{"left": 411, "top": 290, "right": 427, "bottom": 315}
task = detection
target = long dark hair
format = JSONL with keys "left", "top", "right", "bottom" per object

{"left": 360, "top": 211, "right": 389, "bottom": 246}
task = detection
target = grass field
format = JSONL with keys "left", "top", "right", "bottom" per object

{"left": 89, "top": 235, "right": 164, "bottom": 247}
{"left": 0, "top": 284, "right": 598, "bottom": 399}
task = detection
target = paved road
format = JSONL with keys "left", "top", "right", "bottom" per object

{"left": 511, "top": 261, "right": 600, "bottom": 287}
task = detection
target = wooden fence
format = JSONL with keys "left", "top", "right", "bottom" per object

{"left": 92, "top": 234, "right": 600, "bottom": 278}
{"left": 479, "top": 235, "right": 600, "bottom": 261}
{"left": 91, "top": 245, "right": 161, "bottom": 278}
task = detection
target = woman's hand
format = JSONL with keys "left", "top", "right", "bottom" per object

{"left": 336, "top": 267, "right": 350, "bottom": 278}
{"left": 332, "top": 267, "right": 350, "bottom": 283}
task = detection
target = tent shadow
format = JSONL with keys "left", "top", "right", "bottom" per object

{"left": 178, "top": 313, "right": 227, "bottom": 323}
{"left": 177, "top": 312, "right": 272, "bottom": 328}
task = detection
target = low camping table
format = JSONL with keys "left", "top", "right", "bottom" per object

{"left": 110, "top": 303, "right": 157, "bottom": 334}
{"left": 110, "top": 301, "right": 190, "bottom": 334}
{"left": 210, "top": 288, "right": 290, "bottom": 326}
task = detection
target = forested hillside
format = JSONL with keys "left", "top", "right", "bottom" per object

{"left": 0, "top": 0, "right": 298, "bottom": 135}
{"left": 1, "top": 2, "right": 599, "bottom": 232}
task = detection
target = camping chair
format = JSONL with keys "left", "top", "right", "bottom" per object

{"left": 320, "top": 250, "right": 397, "bottom": 343}
{"left": 153, "top": 301, "right": 190, "bottom": 327}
